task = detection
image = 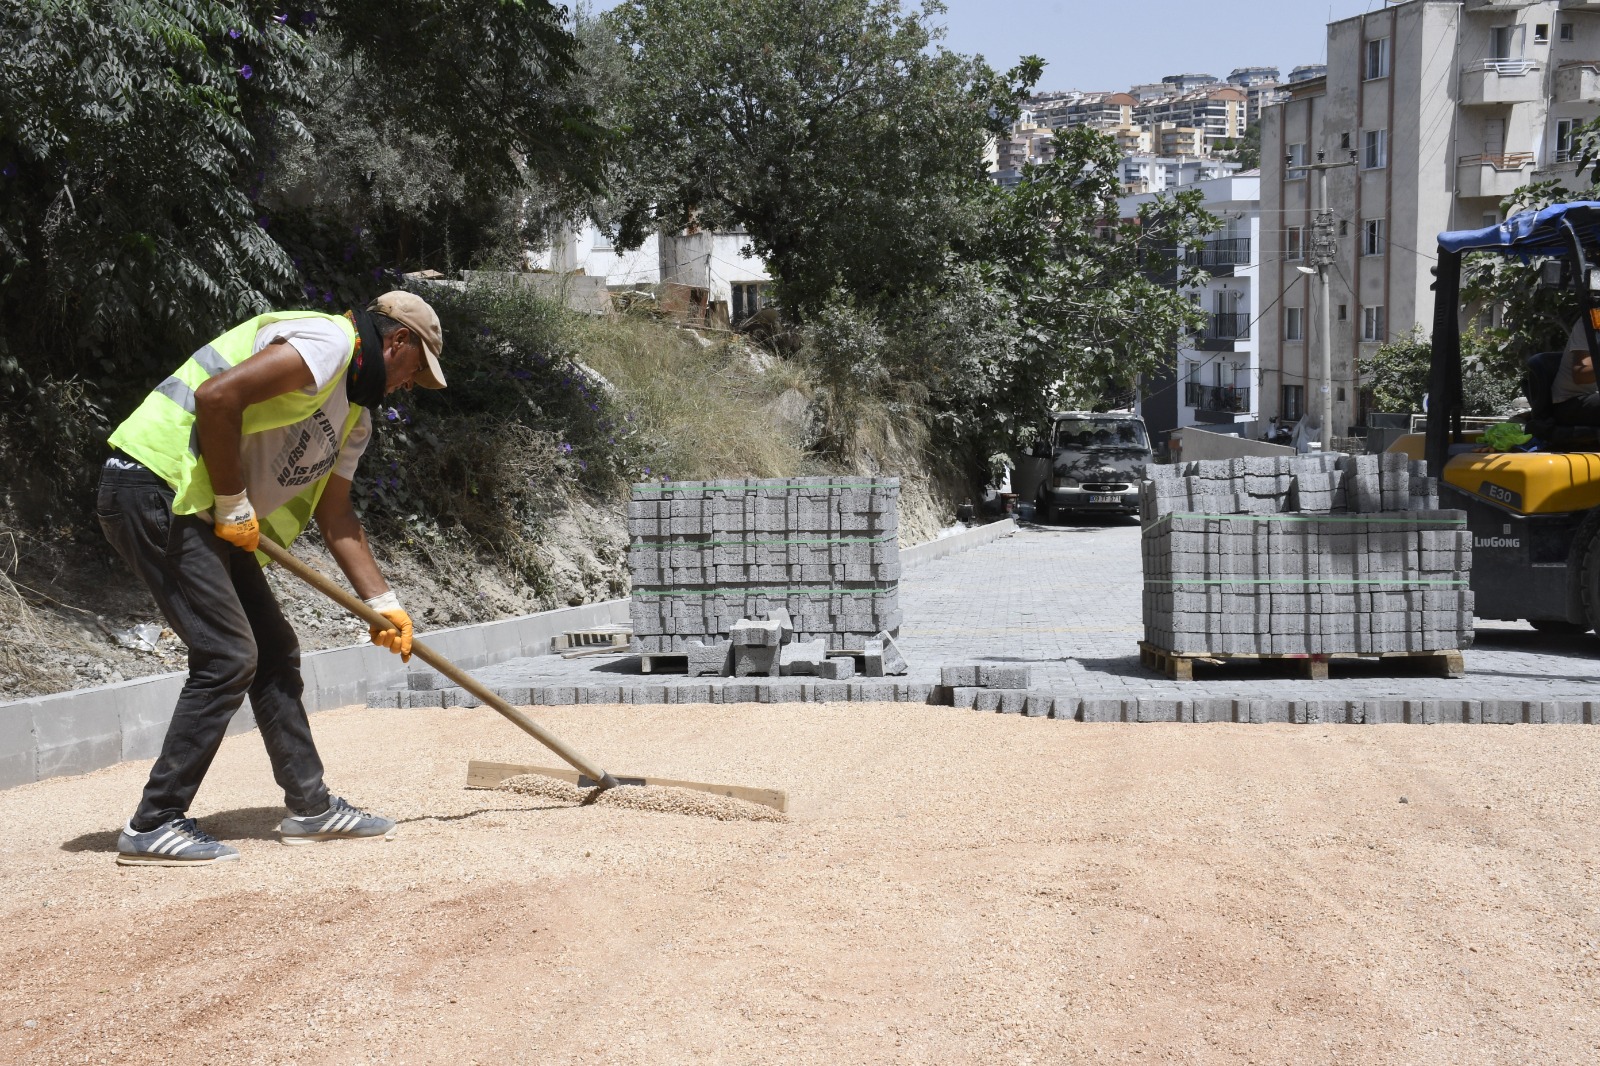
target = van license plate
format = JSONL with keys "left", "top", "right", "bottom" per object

{"left": 1090, "top": 494, "right": 1119, "bottom": 504}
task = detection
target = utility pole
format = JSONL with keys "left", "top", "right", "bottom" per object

{"left": 1289, "top": 149, "right": 1358, "bottom": 451}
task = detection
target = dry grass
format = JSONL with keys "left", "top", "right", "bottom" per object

{"left": 573, "top": 316, "right": 815, "bottom": 482}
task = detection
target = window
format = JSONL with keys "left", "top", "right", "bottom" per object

{"left": 1365, "top": 37, "right": 1391, "bottom": 80}
{"left": 1491, "top": 26, "right": 1519, "bottom": 62}
{"left": 1340, "top": 132, "right": 1352, "bottom": 151}
{"left": 1363, "top": 218, "right": 1387, "bottom": 257}
{"left": 1286, "top": 307, "right": 1305, "bottom": 341}
{"left": 1535, "top": 24, "right": 1550, "bottom": 45}
{"left": 590, "top": 229, "right": 614, "bottom": 252}
{"left": 1557, "top": 118, "right": 1578, "bottom": 164}
{"left": 1362, "top": 305, "right": 1387, "bottom": 342}
{"left": 1286, "top": 142, "right": 1307, "bottom": 177}
{"left": 1363, "top": 129, "right": 1388, "bottom": 170}
{"left": 731, "top": 282, "right": 766, "bottom": 324}
{"left": 1338, "top": 304, "right": 1348, "bottom": 321}
{"left": 1561, "top": 23, "right": 1575, "bottom": 43}
{"left": 1286, "top": 226, "right": 1305, "bottom": 260}
{"left": 1339, "top": 220, "right": 1350, "bottom": 237}
{"left": 1282, "top": 385, "right": 1305, "bottom": 421}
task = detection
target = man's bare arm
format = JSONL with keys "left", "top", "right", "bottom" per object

{"left": 314, "top": 475, "right": 388, "bottom": 600}
{"left": 194, "top": 343, "right": 317, "bottom": 496}
{"left": 1575, "top": 351, "right": 1596, "bottom": 387}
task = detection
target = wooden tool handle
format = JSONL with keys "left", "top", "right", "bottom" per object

{"left": 254, "top": 537, "right": 616, "bottom": 787}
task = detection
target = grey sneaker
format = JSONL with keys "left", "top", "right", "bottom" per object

{"left": 279, "top": 795, "right": 397, "bottom": 846}
{"left": 116, "top": 818, "right": 241, "bottom": 867}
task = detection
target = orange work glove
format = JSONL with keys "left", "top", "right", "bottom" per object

{"left": 364, "top": 590, "right": 413, "bottom": 663}
{"left": 212, "top": 489, "right": 260, "bottom": 552}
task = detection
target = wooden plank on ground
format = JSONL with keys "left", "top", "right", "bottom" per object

{"left": 466, "top": 759, "right": 789, "bottom": 814}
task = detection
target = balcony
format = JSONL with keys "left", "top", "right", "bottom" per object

{"left": 1195, "top": 313, "right": 1251, "bottom": 351}
{"left": 1532, "top": 157, "right": 1593, "bottom": 193}
{"left": 1185, "top": 382, "right": 1253, "bottom": 419}
{"left": 1559, "top": 0, "right": 1600, "bottom": 10}
{"left": 1186, "top": 238, "right": 1253, "bottom": 277}
{"left": 1464, "top": 0, "right": 1540, "bottom": 9}
{"left": 1457, "top": 153, "right": 1535, "bottom": 198}
{"left": 1556, "top": 63, "right": 1600, "bottom": 105}
{"left": 1460, "top": 59, "right": 1543, "bottom": 106}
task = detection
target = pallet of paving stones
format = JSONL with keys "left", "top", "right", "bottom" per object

{"left": 1139, "top": 454, "right": 1472, "bottom": 675}
{"left": 628, "top": 476, "right": 902, "bottom": 660}
{"left": 1137, "top": 641, "right": 1465, "bottom": 681}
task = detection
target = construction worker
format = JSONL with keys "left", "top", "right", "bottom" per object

{"left": 97, "top": 292, "right": 446, "bottom": 865}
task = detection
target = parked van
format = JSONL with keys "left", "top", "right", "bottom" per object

{"left": 1033, "top": 411, "right": 1152, "bottom": 521}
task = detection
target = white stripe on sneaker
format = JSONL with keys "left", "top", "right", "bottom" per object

{"left": 148, "top": 830, "right": 177, "bottom": 854}
{"left": 167, "top": 837, "right": 193, "bottom": 855}
{"left": 332, "top": 813, "right": 358, "bottom": 833}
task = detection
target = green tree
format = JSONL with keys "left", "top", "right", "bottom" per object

{"left": 604, "top": 0, "right": 1038, "bottom": 319}
{"left": 0, "top": 0, "right": 602, "bottom": 398}
{"left": 1368, "top": 326, "right": 1521, "bottom": 417}
{"left": 977, "top": 127, "right": 1216, "bottom": 442}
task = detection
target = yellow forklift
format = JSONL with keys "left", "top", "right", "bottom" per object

{"left": 1394, "top": 201, "right": 1600, "bottom": 633}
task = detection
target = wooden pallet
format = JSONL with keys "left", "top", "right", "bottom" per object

{"left": 550, "top": 625, "right": 633, "bottom": 654}
{"left": 1138, "top": 641, "right": 1465, "bottom": 682}
{"left": 638, "top": 652, "right": 688, "bottom": 675}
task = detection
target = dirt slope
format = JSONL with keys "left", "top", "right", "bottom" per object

{"left": 1, "top": 703, "right": 1597, "bottom": 1064}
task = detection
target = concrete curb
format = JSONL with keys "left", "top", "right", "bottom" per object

{"left": 0, "top": 517, "right": 1017, "bottom": 790}
{"left": 900, "top": 519, "right": 1016, "bottom": 571}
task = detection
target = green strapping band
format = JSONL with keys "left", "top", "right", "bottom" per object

{"left": 630, "top": 534, "right": 894, "bottom": 551}
{"left": 1144, "top": 577, "right": 1469, "bottom": 588}
{"left": 633, "top": 481, "right": 893, "bottom": 495}
{"left": 1155, "top": 512, "right": 1465, "bottom": 527}
{"left": 633, "top": 585, "right": 900, "bottom": 599}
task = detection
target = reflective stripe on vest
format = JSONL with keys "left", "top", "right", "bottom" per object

{"left": 107, "top": 311, "right": 364, "bottom": 558}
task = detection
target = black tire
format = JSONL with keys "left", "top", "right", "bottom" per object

{"left": 1575, "top": 507, "right": 1600, "bottom": 632}
{"left": 1530, "top": 619, "right": 1590, "bottom": 634}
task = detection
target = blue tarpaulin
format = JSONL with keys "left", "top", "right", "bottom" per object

{"left": 1438, "top": 201, "right": 1600, "bottom": 256}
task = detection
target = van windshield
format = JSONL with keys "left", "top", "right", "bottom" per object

{"left": 1053, "top": 418, "right": 1150, "bottom": 452}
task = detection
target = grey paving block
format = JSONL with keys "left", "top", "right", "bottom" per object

{"left": 408, "top": 671, "right": 443, "bottom": 691}
{"left": 998, "top": 690, "right": 1029, "bottom": 715}
{"left": 818, "top": 656, "right": 855, "bottom": 681}
{"left": 366, "top": 690, "right": 402, "bottom": 709}
{"left": 780, "top": 639, "right": 827, "bottom": 676}
{"left": 972, "top": 689, "right": 1002, "bottom": 712}
{"left": 760, "top": 683, "right": 806, "bottom": 703}
{"left": 733, "top": 645, "right": 781, "bottom": 678}
{"left": 537, "top": 686, "right": 577, "bottom": 707}
{"left": 721, "top": 682, "right": 761, "bottom": 704}
{"left": 577, "top": 685, "right": 623, "bottom": 705}
{"left": 1081, "top": 698, "right": 1126, "bottom": 723}
{"left": 951, "top": 687, "right": 981, "bottom": 710}
{"left": 941, "top": 664, "right": 980, "bottom": 688}
{"left": 1135, "top": 698, "right": 1181, "bottom": 723}
{"left": 977, "top": 664, "right": 1031, "bottom": 689}
{"left": 687, "top": 639, "right": 733, "bottom": 678}
{"left": 1050, "top": 697, "right": 1083, "bottom": 721}
{"left": 875, "top": 631, "right": 908, "bottom": 676}
{"left": 1023, "top": 692, "right": 1054, "bottom": 717}
{"left": 496, "top": 686, "right": 532, "bottom": 706}
{"left": 668, "top": 683, "right": 713, "bottom": 704}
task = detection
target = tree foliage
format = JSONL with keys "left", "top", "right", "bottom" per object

{"left": 605, "top": 0, "right": 1037, "bottom": 319}
{"left": 1368, "top": 326, "right": 1521, "bottom": 417}
{"left": 0, "top": 0, "right": 603, "bottom": 400}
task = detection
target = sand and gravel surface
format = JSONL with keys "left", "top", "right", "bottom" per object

{"left": 3, "top": 701, "right": 1600, "bottom": 1065}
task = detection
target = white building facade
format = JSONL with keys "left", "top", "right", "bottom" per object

{"left": 1120, "top": 174, "right": 1264, "bottom": 438}
{"left": 1258, "top": 0, "right": 1598, "bottom": 437}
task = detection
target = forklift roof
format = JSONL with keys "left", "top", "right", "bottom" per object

{"left": 1437, "top": 201, "right": 1600, "bottom": 258}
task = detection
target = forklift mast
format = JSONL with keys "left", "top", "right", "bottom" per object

{"left": 1426, "top": 203, "right": 1600, "bottom": 478}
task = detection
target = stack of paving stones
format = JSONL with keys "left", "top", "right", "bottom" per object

{"left": 1140, "top": 455, "right": 1471, "bottom": 658}
{"left": 628, "top": 476, "right": 903, "bottom": 655}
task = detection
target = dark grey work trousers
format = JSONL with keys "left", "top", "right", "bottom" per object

{"left": 96, "top": 459, "right": 329, "bottom": 830}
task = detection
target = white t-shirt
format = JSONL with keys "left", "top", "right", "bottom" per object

{"left": 238, "top": 317, "right": 373, "bottom": 518}
{"left": 1553, "top": 347, "right": 1597, "bottom": 405}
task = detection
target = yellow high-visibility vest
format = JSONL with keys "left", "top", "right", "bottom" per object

{"left": 108, "top": 310, "right": 364, "bottom": 558}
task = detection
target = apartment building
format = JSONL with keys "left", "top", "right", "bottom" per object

{"left": 1227, "top": 66, "right": 1289, "bottom": 123}
{"left": 1121, "top": 155, "right": 1242, "bottom": 195}
{"left": 1257, "top": 0, "right": 1599, "bottom": 438}
{"left": 1032, "top": 91, "right": 1137, "bottom": 132}
{"left": 1120, "top": 175, "right": 1264, "bottom": 444}
{"left": 993, "top": 119, "right": 1058, "bottom": 187}
{"left": 1134, "top": 86, "right": 1249, "bottom": 150}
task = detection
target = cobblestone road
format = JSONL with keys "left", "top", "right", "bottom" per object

{"left": 398, "top": 522, "right": 1600, "bottom": 710}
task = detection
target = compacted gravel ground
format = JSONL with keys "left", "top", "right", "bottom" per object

{"left": 2, "top": 701, "right": 1598, "bottom": 1065}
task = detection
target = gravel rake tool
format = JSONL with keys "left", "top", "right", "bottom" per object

{"left": 257, "top": 538, "right": 788, "bottom": 814}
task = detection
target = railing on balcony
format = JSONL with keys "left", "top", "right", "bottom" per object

{"left": 1187, "top": 238, "right": 1252, "bottom": 272}
{"left": 1469, "top": 58, "right": 1540, "bottom": 76}
{"left": 1184, "top": 382, "right": 1252, "bottom": 413}
{"left": 1207, "top": 313, "right": 1251, "bottom": 340}
{"left": 1460, "top": 152, "right": 1536, "bottom": 170}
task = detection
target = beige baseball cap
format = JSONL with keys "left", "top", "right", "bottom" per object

{"left": 368, "top": 290, "right": 446, "bottom": 389}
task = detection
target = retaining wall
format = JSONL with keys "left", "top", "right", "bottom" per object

{"left": 0, "top": 520, "right": 1014, "bottom": 790}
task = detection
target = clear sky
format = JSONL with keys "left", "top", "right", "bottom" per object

{"left": 934, "top": 0, "right": 1382, "bottom": 91}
